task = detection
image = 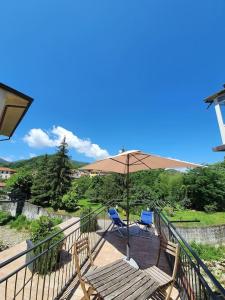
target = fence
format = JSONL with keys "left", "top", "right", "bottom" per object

{"left": 154, "top": 209, "right": 225, "bottom": 300}
{"left": 1, "top": 200, "right": 225, "bottom": 300}
{"left": 0, "top": 205, "right": 111, "bottom": 300}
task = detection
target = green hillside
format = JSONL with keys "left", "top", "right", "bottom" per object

{"left": 0, "top": 155, "right": 87, "bottom": 171}
{"left": 0, "top": 158, "right": 9, "bottom": 164}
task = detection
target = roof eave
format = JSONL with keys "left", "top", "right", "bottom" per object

{"left": 204, "top": 89, "right": 225, "bottom": 104}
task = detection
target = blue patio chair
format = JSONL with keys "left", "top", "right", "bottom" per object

{"left": 136, "top": 210, "right": 153, "bottom": 231}
{"left": 108, "top": 208, "right": 127, "bottom": 237}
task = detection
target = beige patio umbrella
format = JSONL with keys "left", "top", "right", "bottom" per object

{"left": 81, "top": 150, "right": 201, "bottom": 259}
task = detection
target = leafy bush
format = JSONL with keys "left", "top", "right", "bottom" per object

{"left": 31, "top": 216, "right": 64, "bottom": 274}
{"left": 204, "top": 202, "right": 218, "bottom": 213}
{"left": 164, "top": 206, "right": 175, "bottom": 217}
{"left": 51, "top": 216, "right": 63, "bottom": 226}
{"left": 6, "top": 169, "right": 33, "bottom": 200}
{"left": 10, "top": 215, "right": 31, "bottom": 230}
{"left": 80, "top": 208, "right": 98, "bottom": 233}
{"left": 0, "top": 211, "right": 13, "bottom": 225}
{"left": 61, "top": 182, "right": 79, "bottom": 211}
{"left": 180, "top": 197, "right": 192, "bottom": 209}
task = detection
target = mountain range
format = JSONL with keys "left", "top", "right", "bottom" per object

{"left": 0, "top": 155, "right": 87, "bottom": 170}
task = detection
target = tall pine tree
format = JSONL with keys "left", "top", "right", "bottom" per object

{"left": 49, "top": 138, "right": 72, "bottom": 209}
{"left": 31, "top": 155, "right": 51, "bottom": 206}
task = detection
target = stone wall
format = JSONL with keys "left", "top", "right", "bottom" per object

{"left": 176, "top": 225, "right": 225, "bottom": 245}
{"left": 0, "top": 199, "right": 72, "bottom": 221}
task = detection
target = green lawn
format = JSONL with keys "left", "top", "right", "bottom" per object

{"left": 46, "top": 199, "right": 102, "bottom": 217}
{"left": 164, "top": 209, "right": 225, "bottom": 227}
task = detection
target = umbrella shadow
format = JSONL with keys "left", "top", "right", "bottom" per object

{"left": 97, "top": 224, "right": 161, "bottom": 270}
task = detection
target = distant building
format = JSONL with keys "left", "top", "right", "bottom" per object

{"left": 70, "top": 169, "right": 88, "bottom": 179}
{"left": 89, "top": 171, "right": 108, "bottom": 177}
{"left": 0, "top": 182, "right": 6, "bottom": 189}
{"left": 70, "top": 169, "right": 108, "bottom": 179}
{"left": 0, "top": 167, "right": 16, "bottom": 179}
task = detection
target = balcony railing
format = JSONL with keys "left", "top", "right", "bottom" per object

{"left": 0, "top": 204, "right": 111, "bottom": 300}
{"left": 0, "top": 200, "right": 225, "bottom": 300}
{"left": 154, "top": 209, "right": 225, "bottom": 300}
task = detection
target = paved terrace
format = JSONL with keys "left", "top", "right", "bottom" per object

{"left": 0, "top": 218, "right": 180, "bottom": 300}
{"left": 60, "top": 226, "right": 180, "bottom": 300}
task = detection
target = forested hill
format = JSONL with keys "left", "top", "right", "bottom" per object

{"left": 0, "top": 155, "right": 87, "bottom": 170}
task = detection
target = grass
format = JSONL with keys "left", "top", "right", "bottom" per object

{"left": 0, "top": 210, "right": 63, "bottom": 233}
{"left": 46, "top": 198, "right": 102, "bottom": 217}
{"left": 164, "top": 209, "right": 225, "bottom": 227}
{"left": 191, "top": 242, "right": 225, "bottom": 261}
{"left": 0, "top": 211, "right": 13, "bottom": 225}
{"left": 9, "top": 215, "right": 31, "bottom": 231}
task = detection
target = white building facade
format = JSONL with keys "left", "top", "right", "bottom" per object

{"left": 0, "top": 167, "right": 16, "bottom": 179}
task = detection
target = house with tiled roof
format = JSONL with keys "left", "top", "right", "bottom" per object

{"left": 0, "top": 167, "right": 16, "bottom": 179}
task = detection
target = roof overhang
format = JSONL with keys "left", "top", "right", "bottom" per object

{"left": 204, "top": 87, "right": 225, "bottom": 104}
{"left": 0, "top": 83, "right": 33, "bottom": 139}
{"left": 212, "top": 144, "right": 225, "bottom": 152}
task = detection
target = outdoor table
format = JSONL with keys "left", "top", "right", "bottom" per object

{"left": 84, "top": 258, "right": 160, "bottom": 300}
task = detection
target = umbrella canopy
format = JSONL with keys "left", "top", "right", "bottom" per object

{"left": 81, "top": 150, "right": 201, "bottom": 174}
{"left": 81, "top": 150, "right": 201, "bottom": 260}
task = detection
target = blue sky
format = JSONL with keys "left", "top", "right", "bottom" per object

{"left": 0, "top": 0, "right": 225, "bottom": 164}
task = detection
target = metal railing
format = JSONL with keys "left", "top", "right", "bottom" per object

{"left": 0, "top": 205, "right": 112, "bottom": 300}
{"left": 1, "top": 199, "right": 225, "bottom": 300}
{"left": 154, "top": 209, "right": 225, "bottom": 300}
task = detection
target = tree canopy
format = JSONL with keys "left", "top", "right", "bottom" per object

{"left": 5, "top": 149, "right": 225, "bottom": 213}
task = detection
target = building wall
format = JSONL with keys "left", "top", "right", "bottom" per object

{"left": 0, "top": 171, "right": 12, "bottom": 179}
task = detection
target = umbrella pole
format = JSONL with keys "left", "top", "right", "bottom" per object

{"left": 126, "top": 154, "right": 130, "bottom": 260}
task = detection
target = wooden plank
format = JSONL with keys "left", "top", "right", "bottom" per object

{"left": 145, "top": 266, "right": 171, "bottom": 285}
{"left": 94, "top": 264, "right": 133, "bottom": 288}
{"left": 104, "top": 273, "right": 147, "bottom": 300}
{"left": 165, "top": 248, "right": 176, "bottom": 256}
{"left": 76, "top": 238, "right": 88, "bottom": 247}
{"left": 113, "top": 275, "right": 150, "bottom": 300}
{"left": 161, "top": 242, "right": 176, "bottom": 251}
{"left": 84, "top": 259, "right": 124, "bottom": 278}
{"left": 84, "top": 260, "right": 122, "bottom": 278}
{"left": 98, "top": 269, "right": 140, "bottom": 295}
{"left": 77, "top": 245, "right": 88, "bottom": 254}
{"left": 130, "top": 279, "right": 159, "bottom": 300}
{"left": 90, "top": 263, "right": 131, "bottom": 286}
{"left": 85, "top": 260, "right": 126, "bottom": 281}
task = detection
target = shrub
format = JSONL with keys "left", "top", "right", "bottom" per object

{"left": 51, "top": 217, "right": 63, "bottom": 226}
{"left": 180, "top": 197, "right": 192, "bottom": 209}
{"left": 204, "top": 202, "right": 218, "bottom": 213}
{"left": 61, "top": 191, "right": 78, "bottom": 211}
{"left": 0, "top": 211, "right": 13, "bottom": 225}
{"left": 80, "top": 208, "right": 98, "bottom": 233}
{"left": 164, "top": 206, "right": 175, "bottom": 217}
{"left": 9, "top": 215, "right": 31, "bottom": 230}
{"left": 31, "top": 216, "right": 64, "bottom": 274}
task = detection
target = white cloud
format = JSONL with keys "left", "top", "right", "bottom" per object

{"left": 23, "top": 128, "right": 55, "bottom": 148}
{"left": 23, "top": 126, "right": 109, "bottom": 160}
{"left": 29, "top": 153, "right": 37, "bottom": 158}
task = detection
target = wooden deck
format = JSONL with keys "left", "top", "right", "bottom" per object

{"left": 60, "top": 225, "right": 180, "bottom": 300}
